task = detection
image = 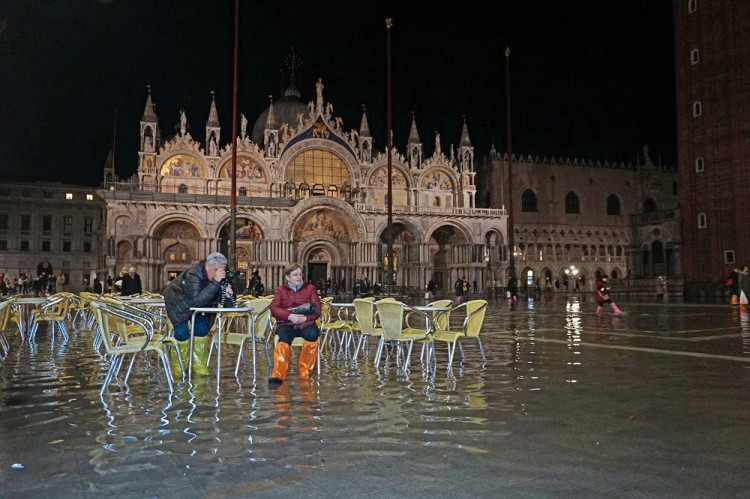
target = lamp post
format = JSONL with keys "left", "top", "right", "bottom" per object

{"left": 504, "top": 47, "right": 515, "bottom": 284}
{"left": 564, "top": 265, "right": 579, "bottom": 291}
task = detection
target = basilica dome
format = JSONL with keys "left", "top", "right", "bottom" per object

{"left": 251, "top": 81, "right": 307, "bottom": 145}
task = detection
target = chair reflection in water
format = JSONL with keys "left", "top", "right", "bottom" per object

{"left": 90, "top": 301, "right": 174, "bottom": 395}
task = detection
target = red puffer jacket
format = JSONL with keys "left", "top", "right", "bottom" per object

{"left": 270, "top": 282, "right": 322, "bottom": 330}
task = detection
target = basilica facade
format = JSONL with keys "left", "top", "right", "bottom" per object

{"left": 101, "top": 81, "right": 506, "bottom": 294}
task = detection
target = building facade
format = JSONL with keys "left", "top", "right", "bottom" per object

{"left": 0, "top": 183, "right": 108, "bottom": 291}
{"left": 102, "top": 81, "right": 506, "bottom": 294}
{"left": 674, "top": 0, "right": 750, "bottom": 296}
{"left": 477, "top": 145, "right": 680, "bottom": 293}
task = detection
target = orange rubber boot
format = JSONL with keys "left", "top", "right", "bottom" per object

{"left": 298, "top": 341, "right": 318, "bottom": 379}
{"left": 269, "top": 342, "right": 291, "bottom": 386}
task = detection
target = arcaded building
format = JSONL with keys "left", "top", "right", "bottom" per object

{"left": 477, "top": 145, "right": 680, "bottom": 292}
{"left": 101, "top": 81, "right": 506, "bottom": 294}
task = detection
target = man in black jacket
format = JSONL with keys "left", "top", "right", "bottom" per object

{"left": 163, "top": 252, "right": 234, "bottom": 376}
{"left": 120, "top": 266, "right": 142, "bottom": 296}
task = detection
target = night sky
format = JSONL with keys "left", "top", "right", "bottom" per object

{"left": 0, "top": 1, "right": 676, "bottom": 187}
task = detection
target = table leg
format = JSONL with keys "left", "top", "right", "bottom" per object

{"left": 188, "top": 313, "right": 196, "bottom": 382}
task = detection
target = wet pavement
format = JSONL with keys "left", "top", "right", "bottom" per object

{"left": 1, "top": 297, "right": 750, "bottom": 498}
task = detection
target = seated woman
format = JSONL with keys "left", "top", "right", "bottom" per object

{"left": 269, "top": 263, "right": 322, "bottom": 386}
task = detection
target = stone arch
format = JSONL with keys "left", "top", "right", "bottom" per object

{"left": 116, "top": 240, "right": 133, "bottom": 261}
{"left": 158, "top": 153, "right": 206, "bottom": 178}
{"left": 281, "top": 197, "right": 366, "bottom": 242}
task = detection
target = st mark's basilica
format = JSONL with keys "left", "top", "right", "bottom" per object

{"left": 101, "top": 74, "right": 678, "bottom": 296}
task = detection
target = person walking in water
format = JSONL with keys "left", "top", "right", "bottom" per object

{"left": 595, "top": 274, "right": 622, "bottom": 315}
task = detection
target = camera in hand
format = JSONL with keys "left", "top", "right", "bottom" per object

{"left": 222, "top": 269, "right": 240, "bottom": 284}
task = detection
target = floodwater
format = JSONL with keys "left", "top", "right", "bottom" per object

{"left": 2, "top": 296, "right": 750, "bottom": 497}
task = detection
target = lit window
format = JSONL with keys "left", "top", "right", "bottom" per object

{"left": 286, "top": 149, "right": 351, "bottom": 191}
{"left": 66, "top": 193, "right": 73, "bottom": 200}
{"left": 695, "top": 157, "right": 704, "bottom": 172}
{"left": 697, "top": 212, "right": 707, "bottom": 228}
{"left": 692, "top": 101, "right": 702, "bottom": 117}
{"left": 688, "top": 0, "right": 697, "bottom": 13}
{"left": 86, "top": 194, "right": 94, "bottom": 201}
{"left": 690, "top": 48, "right": 699, "bottom": 64}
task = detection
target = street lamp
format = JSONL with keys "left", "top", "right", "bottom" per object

{"left": 564, "top": 265, "right": 579, "bottom": 291}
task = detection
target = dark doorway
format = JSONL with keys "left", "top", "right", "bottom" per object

{"left": 307, "top": 263, "right": 327, "bottom": 288}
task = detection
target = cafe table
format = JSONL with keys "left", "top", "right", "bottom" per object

{"left": 13, "top": 297, "right": 49, "bottom": 341}
{"left": 188, "top": 305, "right": 254, "bottom": 384}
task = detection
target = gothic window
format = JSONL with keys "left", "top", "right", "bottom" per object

{"left": 565, "top": 192, "right": 580, "bottom": 214}
{"left": 521, "top": 189, "right": 537, "bottom": 212}
{"left": 652, "top": 240, "right": 664, "bottom": 264}
{"left": 327, "top": 185, "right": 338, "bottom": 198}
{"left": 692, "top": 101, "right": 702, "bottom": 117}
{"left": 644, "top": 198, "right": 657, "bottom": 213}
{"left": 606, "top": 194, "right": 621, "bottom": 215}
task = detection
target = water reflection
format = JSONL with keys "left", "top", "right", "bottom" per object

{"left": 2, "top": 299, "right": 748, "bottom": 493}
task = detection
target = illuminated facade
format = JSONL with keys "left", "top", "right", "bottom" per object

{"left": 101, "top": 81, "right": 506, "bottom": 293}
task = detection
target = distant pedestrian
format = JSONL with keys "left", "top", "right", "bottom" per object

{"left": 738, "top": 265, "right": 749, "bottom": 312}
{"left": 656, "top": 274, "right": 668, "bottom": 303}
{"left": 507, "top": 275, "right": 518, "bottom": 302}
{"left": 728, "top": 267, "right": 740, "bottom": 305}
{"left": 595, "top": 275, "right": 622, "bottom": 315}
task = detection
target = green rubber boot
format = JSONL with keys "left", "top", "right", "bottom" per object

{"left": 191, "top": 336, "right": 212, "bottom": 376}
{"left": 170, "top": 341, "right": 189, "bottom": 377}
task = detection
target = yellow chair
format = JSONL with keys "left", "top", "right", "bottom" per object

{"left": 99, "top": 296, "right": 184, "bottom": 377}
{"left": 208, "top": 298, "right": 273, "bottom": 376}
{"left": 319, "top": 300, "right": 353, "bottom": 356}
{"left": 432, "top": 299, "right": 488, "bottom": 371}
{"left": 0, "top": 298, "right": 17, "bottom": 358}
{"left": 373, "top": 300, "right": 431, "bottom": 372}
{"left": 90, "top": 301, "right": 174, "bottom": 395}
{"left": 352, "top": 298, "right": 383, "bottom": 360}
{"left": 29, "top": 294, "right": 71, "bottom": 341}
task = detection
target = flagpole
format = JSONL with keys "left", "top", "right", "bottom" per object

{"left": 229, "top": 0, "right": 239, "bottom": 267}
{"left": 385, "top": 17, "right": 394, "bottom": 289}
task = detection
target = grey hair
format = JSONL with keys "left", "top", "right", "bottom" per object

{"left": 206, "top": 252, "right": 228, "bottom": 266}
